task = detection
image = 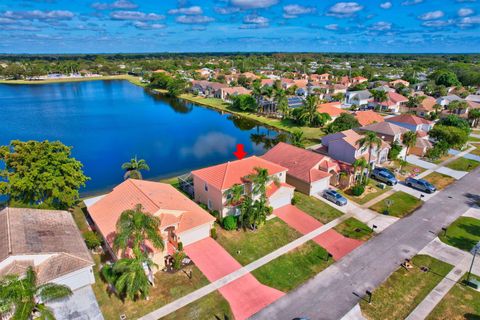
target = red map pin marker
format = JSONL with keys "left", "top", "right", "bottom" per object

{"left": 233, "top": 144, "right": 247, "bottom": 160}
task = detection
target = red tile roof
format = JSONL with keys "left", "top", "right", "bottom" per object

{"left": 266, "top": 182, "right": 295, "bottom": 198}
{"left": 88, "top": 179, "right": 215, "bottom": 248}
{"left": 262, "top": 142, "right": 337, "bottom": 183}
{"left": 387, "top": 91, "right": 408, "bottom": 104}
{"left": 191, "top": 156, "right": 287, "bottom": 191}
{"left": 353, "top": 110, "right": 385, "bottom": 126}
{"left": 317, "top": 102, "right": 346, "bottom": 117}
{"left": 387, "top": 114, "right": 432, "bottom": 125}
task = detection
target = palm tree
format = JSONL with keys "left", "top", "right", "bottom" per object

{"left": 352, "top": 158, "right": 368, "bottom": 185}
{"left": 224, "top": 184, "right": 244, "bottom": 208}
{"left": 290, "top": 130, "right": 305, "bottom": 148}
{"left": 371, "top": 90, "right": 388, "bottom": 108}
{"left": 406, "top": 95, "right": 425, "bottom": 111}
{"left": 298, "top": 95, "right": 319, "bottom": 126}
{"left": 274, "top": 88, "right": 289, "bottom": 118}
{"left": 356, "top": 131, "right": 382, "bottom": 176}
{"left": 113, "top": 204, "right": 164, "bottom": 259}
{"left": 252, "top": 81, "right": 262, "bottom": 104}
{"left": 121, "top": 156, "right": 150, "bottom": 180}
{"left": 468, "top": 109, "right": 480, "bottom": 128}
{"left": 112, "top": 256, "right": 157, "bottom": 301}
{"left": 0, "top": 266, "right": 72, "bottom": 319}
{"left": 402, "top": 131, "right": 417, "bottom": 161}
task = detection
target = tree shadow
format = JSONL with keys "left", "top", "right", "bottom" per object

{"left": 458, "top": 222, "right": 480, "bottom": 237}
{"left": 464, "top": 192, "right": 480, "bottom": 208}
{"left": 464, "top": 314, "right": 480, "bottom": 320}
{"left": 445, "top": 236, "right": 477, "bottom": 251}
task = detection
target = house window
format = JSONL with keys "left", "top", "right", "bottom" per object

{"left": 208, "top": 199, "right": 212, "bottom": 209}
{"left": 279, "top": 172, "right": 283, "bottom": 177}
{"left": 204, "top": 183, "right": 208, "bottom": 192}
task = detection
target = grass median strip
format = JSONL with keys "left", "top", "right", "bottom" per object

{"left": 252, "top": 241, "right": 333, "bottom": 292}
{"left": 160, "top": 291, "right": 232, "bottom": 320}
{"left": 334, "top": 217, "right": 373, "bottom": 241}
{"left": 369, "top": 191, "right": 422, "bottom": 218}
{"left": 360, "top": 255, "right": 454, "bottom": 320}
{"left": 445, "top": 157, "right": 480, "bottom": 172}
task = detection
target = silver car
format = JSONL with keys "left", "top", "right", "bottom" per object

{"left": 405, "top": 177, "right": 436, "bottom": 193}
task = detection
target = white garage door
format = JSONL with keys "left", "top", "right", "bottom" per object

{"left": 310, "top": 178, "right": 330, "bottom": 195}
{"left": 179, "top": 224, "right": 211, "bottom": 246}
{"left": 269, "top": 187, "right": 294, "bottom": 209}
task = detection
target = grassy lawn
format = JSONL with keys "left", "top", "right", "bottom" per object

{"left": 360, "top": 255, "right": 454, "bottom": 320}
{"left": 161, "top": 291, "right": 232, "bottom": 320}
{"left": 427, "top": 274, "right": 480, "bottom": 320}
{"left": 445, "top": 157, "right": 480, "bottom": 172}
{"left": 439, "top": 217, "right": 480, "bottom": 252}
{"left": 0, "top": 74, "right": 144, "bottom": 86}
{"left": 468, "top": 136, "right": 480, "bottom": 142}
{"left": 384, "top": 162, "right": 426, "bottom": 181}
{"left": 178, "top": 93, "right": 324, "bottom": 145}
{"left": 334, "top": 217, "right": 373, "bottom": 241}
{"left": 293, "top": 191, "right": 343, "bottom": 224}
{"left": 215, "top": 218, "right": 301, "bottom": 265}
{"left": 427, "top": 154, "right": 454, "bottom": 165}
{"left": 369, "top": 191, "right": 422, "bottom": 218}
{"left": 470, "top": 145, "right": 480, "bottom": 156}
{"left": 252, "top": 241, "right": 333, "bottom": 292}
{"left": 342, "top": 180, "right": 392, "bottom": 205}
{"left": 423, "top": 172, "right": 456, "bottom": 190}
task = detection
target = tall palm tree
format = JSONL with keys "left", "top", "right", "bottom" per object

{"left": 0, "top": 266, "right": 72, "bottom": 320}
{"left": 298, "top": 95, "right": 319, "bottom": 126}
{"left": 406, "top": 95, "right": 425, "bottom": 111}
{"left": 402, "top": 131, "right": 417, "bottom": 161}
{"left": 290, "top": 130, "right": 305, "bottom": 148}
{"left": 224, "top": 184, "right": 244, "bottom": 208}
{"left": 274, "top": 88, "right": 289, "bottom": 118}
{"left": 112, "top": 256, "right": 157, "bottom": 301}
{"left": 356, "top": 131, "right": 382, "bottom": 176}
{"left": 371, "top": 90, "right": 388, "bottom": 109}
{"left": 113, "top": 204, "right": 164, "bottom": 259}
{"left": 121, "top": 156, "right": 150, "bottom": 180}
{"left": 352, "top": 158, "right": 368, "bottom": 184}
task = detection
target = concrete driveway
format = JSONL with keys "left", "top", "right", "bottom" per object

{"left": 273, "top": 205, "right": 363, "bottom": 260}
{"left": 184, "top": 238, "right": 284, "bottom": 320}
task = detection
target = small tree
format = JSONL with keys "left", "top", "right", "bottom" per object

{"left": 290, "top": 130, "right": 306, "bottom": 148}
{"left": 223, "top": 215, "right": 237, "bottom": 230}
{"left": 402, "top": 131, "right": 417, "bottom": 160}
{"left": 121, "top": 156, "right": 150, "bottom": 180}
{"left": 83, "top": 230, "right": 102, "bottom": 249}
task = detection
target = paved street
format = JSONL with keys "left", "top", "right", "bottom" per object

{"left": 251, "top": 167, "right": 480, "bottom": 320}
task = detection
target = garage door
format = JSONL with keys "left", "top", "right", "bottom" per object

{"left": 310, "top": 178, "right": 330, "bottom": 195}
{"left": 178, "top": 223, "right": 211, "bottom": 246}
{"left": 269, "top": 187, "right": 294, "bottom": 209}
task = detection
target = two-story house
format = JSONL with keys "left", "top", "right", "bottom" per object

{"left": 345, "top": 90, "right": 372, "bottom": 107}
{"left": 191, "top": 156, "right": 294, "bottom": 217}
{"left": 321, "top": 129, "right": 390, "bottom": 165}
{"left": 386, "top": 114, "right": 433, "bottom": 133}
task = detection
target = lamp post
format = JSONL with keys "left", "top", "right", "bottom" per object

{"left": 467, "top": 241, "right": 480, "bottom": 284}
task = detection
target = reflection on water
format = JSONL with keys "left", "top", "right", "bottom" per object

{"left": 0, "top": 80, "right": 279, "bottom": 195}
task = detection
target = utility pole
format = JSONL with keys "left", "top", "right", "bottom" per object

{"left": 467, "top": 241, "right": 480, "bottom": 284}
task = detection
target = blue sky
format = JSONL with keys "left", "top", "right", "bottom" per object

{"left": 0, "top": 0, "right": 479, "bottom": 53}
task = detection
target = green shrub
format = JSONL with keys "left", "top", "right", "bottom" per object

{"left": 351, "top": 184, "right": 365, "bottom": 196}
{"left": 83, "top": 231, "right": 102, "bottom": 249}
{"left": 177, "top": 242, "right": 183, "bottom": 252}
{"left": 211, "top": 227, "right": 217, "bottom": 239}
{"left": 223, "top": 215, "right": 237, "bottom": 230}
{"left": 291, "top": 194, "right": 298, "bottom": 205}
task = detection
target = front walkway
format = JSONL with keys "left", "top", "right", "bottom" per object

{"left": 449, "top": 148, "right": 480, "bottom": 162}
{"left": 184, "top": 238, "right": 284, "bottom": 320}
{"left": 273, "top": 205, "right": 363, "bottom": 260}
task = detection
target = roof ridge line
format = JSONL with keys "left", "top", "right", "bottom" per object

{"left": 128, "top": 179, "right": 160, "bottom": 212}
{"left": 221, "top": 161, "right": 231, "bottom": 189}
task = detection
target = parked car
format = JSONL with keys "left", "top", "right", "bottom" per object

{"left": 405, "top": 177, "right": 436, "bottom": 193}
{"left": 323, "top": 189, "right": 348, "bottom": 206}
{"left": 371, "top": 168, "right": 398, "bottom": 186}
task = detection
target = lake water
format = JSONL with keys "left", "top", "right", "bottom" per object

{"left": 0, "top": 80, "right": 281, "bottom": 195}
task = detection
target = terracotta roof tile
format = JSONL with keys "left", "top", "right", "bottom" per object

{"left": 317, "top": 102, "right": 346, "bottom": 117}
{"left": 191, "top": 156, "right": 287, "bottom": 190}
{"left": 387, "top": 114, "right": 432, "bottom": 125}
{"left": 353, "top": 110, "right": 385, "bottom": 126}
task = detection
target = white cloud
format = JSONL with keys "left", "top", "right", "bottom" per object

{"left": 283, "top": 5, "right": 316, "bottom": 18}
{"left": 133, "top": 21, "right": 166, "bottom": 29}
{"left": 380, "top": 2, "right": 392, "bottom": 9}
{"left": 419, "top": 10, "right": 444, "bottom": 20}
{"left": 214, "top": 7, "right": 241, "bottom": 14}
{"left": 168, "top": 6, "right": 203, "bottom": 15}
{"left": 369, "top": 21, "right": 392, "bottom": 31}
{"left": 176, "top": 15, "right": 214, "bottom": 24}
{"left": 110, "top": 11, "right": 165, "bottom": 21}
{"left": 243, "top": 14, "right": 269, "bottom": 24}
{"left": 2, "top": 10, "right": 74, "bottom": 20}
{"left": 230, "top": 0, "right": 278, "bottom": 9}
{"left": 325, "top": 24, "right": 339, "bottom": 30}
{"left": 327, "top": 2, "right": 363, "bottom": 17}
{"left": 402, "top": 0, "right": 423, "bottom": 5}
{"left": 458, "top": 8, "right": 474, "bottom": 16}
{"left": 422, "top": 19, "right": 454, "bottom": 27}
{"left": 459, "top": 15, "right": 480, "bottom": 24}
{"left": 92, "top": 0, "right": 138, "bottom": 10}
